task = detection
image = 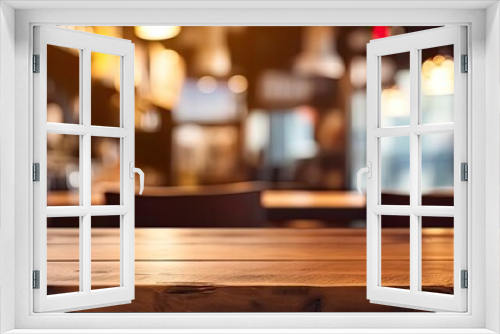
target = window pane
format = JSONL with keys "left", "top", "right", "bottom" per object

{"left": 47, "top": 45, "right": 80, "bottom": 124}
{"left": 47, "top": 217, "right": 80, "bottom": 295}
{"left": 91, "top": 215, "right": 121, "bottom": 290}
{"left": 380, "top": 52, "right": 410, "bottom": 127}
{"left": 421, "top": 217, "right": 454, "bottom": 294}
{"left": 47, "top": 134, "right": 80, "bottom": 206}
{"left": 91, "top": 52, "right": 121, "bottom": 127}
{"left": 381, "top": 215, "right": 410, "bottom": 289}
{"left": 381, "top": 136, "right": 410, "bottom": 205}
{"left": 421, "top": 133, "right": 454, "bottom": 206}
{"left": 421, "top": 45, "right": 454, "bottom": 124}
{"left": 91, "top": 137, "right": 121, "bottom": 205}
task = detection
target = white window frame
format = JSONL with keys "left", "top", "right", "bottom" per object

{"left": 33, "top": 25, "right": 136, "bottom": 313}
{"left": 366, "top": 26, "right": 467, "bottom": 312}
{"left": 0, "top": 1, "right": 499, "bottom": 333}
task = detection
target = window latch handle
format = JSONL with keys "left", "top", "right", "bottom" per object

{"left": 357, "top": 162, "right": 372, "bottom": 194}
{"left": 129, "top": 161, "right": 144, "bottom": 195}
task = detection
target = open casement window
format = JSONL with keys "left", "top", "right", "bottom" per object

{"left": 33, "top": 26, "right": 137, "bottom": 312}
{"left": 365, "top": 26, "right": 467, "bottom": 312}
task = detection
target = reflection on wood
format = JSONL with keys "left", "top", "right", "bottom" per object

{"left": 48, "top": 241, "right": 453, "bottom": 261}
{"left": 47, "top": 228, "right": 453, "bottom": 312}
{"left": 50, "top": 260, "right": 453, "bottom": 287}
{"left": 47, "top": 227, "right": 453, "bottom": 244}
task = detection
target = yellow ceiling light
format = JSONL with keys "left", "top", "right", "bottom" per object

{"left": 135, "top": 26, "right": 181, "bottom": 40}
{"left": 422, "top": 55, "right": 454, "bottom": 96}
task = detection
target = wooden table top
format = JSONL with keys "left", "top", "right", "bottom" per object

{"left": 47, "top": 227, "right": 453, "bottom": 312}
{"left": 48, "top": 228, "right": 452, "bottom": 287}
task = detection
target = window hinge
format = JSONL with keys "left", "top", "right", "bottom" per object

{"left": 461, "top": 162, "right": 468, "bottom": 181}
{"left": 461, "top": 270, "right": 468, "bottom": 289}
{"left": 33, "top": 54, "right": 40, "bottom": 73}
{"left": 33, "top": 163, "right": 40, "bottom": 182}
{"left": 461, "top": 54, "right": 468, "bottom": 73}
{"left": 32, "top": 270, "right": 40, "bottom": 289}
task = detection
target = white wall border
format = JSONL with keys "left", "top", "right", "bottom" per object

{"left": 0, "top": 2, "right": 495, "bottom": 333}
{"left": 485, "top": 2, "right": 500, "bottom": 333}
{"left": 0, "top": 2, "right": 16, "bottom": 333}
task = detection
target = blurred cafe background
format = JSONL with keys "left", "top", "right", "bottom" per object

{"left": 46, "top": 26, "right": 455, "bottom": 228}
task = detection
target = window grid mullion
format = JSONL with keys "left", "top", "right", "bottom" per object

{"left": 119, "top": 56, "right": 124, "bottom": 207}
{"left": 372, "top": 123, "right": 454, "bottom": 137}
{"left": 373, "top": 205, "right": 454, "bottom": 217}
{"left": 46, "top": 123, "right": 129, "bottom": 138}
{"left": 409, "top": 48, "right": 420, "bottom": 294}
{"left": 78, "top": 48, "right": 84, "bottom": 293}
{"left": 82, "top": 214, "right": 91, "bottom": 293}
{"left": 82, "top": 47, "right": 92, "bottom": 294}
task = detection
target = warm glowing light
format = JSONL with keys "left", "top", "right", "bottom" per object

{"left": 197, "top": 76, "right": 218, "bottom": 94}
{"left": 140, "top": 110, "right": 162, "bottom": 132}
{"left": 60, "top": 26, "right": 94, "bottom": 34}
{"left": 47, "top": 103, "right": 64, "bottom": 123}
{"left": 381, "top": 86, "right": 409, "bottom": 118}
{"left": 47, "top": 103, "right": 65, "bottom": 149}
{"left": 294, "top": 27, "right": 345, "bottom": 79}
{"left": 98, "top": 139, "right": 120, "bottom": 166}
{"left": 93, "top": 26, "right": 123, "bottom": 38}
{"left": 132, "top": 45, "right": 147, "bottom": 89}
{"left": 296, "top": 105, "right": 317, "bottom": 124}
{"left": 149, "top": 43, "right": 186, "bottom": 110}
{"left": 350, "top": 57, "right": 367, "bottom": 88}
{"left": 135, "top": 26, "right": 181, "bottom": 40}
{"left": 422, "top": 55, "right": 454, "bottom": 96}
{"left": 68, "top": 170, "right": 80, "bottom": 189}
{"left": 228, "top": 75, "right": 248, "bottom": 93}
{"left": 92, "top": 52, "right": 121, "bottom": 89}
{"left": 193, "top": 27, "right": 231, "bottom": 77}
{"left": 195, "top": 47, "right": 231, "bottom": 77}
{"left": 245, "top": 111, "right": 270, "bottom": 164}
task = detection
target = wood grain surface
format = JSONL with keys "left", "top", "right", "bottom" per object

{"left": 46, "top": 228, "right": 453, "bottom": 312}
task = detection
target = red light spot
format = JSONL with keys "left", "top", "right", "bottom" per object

{"left": 372, "top": 26, "right": 390, "bottom": 39}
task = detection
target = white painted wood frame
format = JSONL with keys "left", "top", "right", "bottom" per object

{"left": 366, "top": 26, "right": 467, "bottom": 312}
{"left": 32, "top": 26, "right": 135, "bottom": 313}
{"left": 0, "top": 1, "right": 497, "bottom": 333}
